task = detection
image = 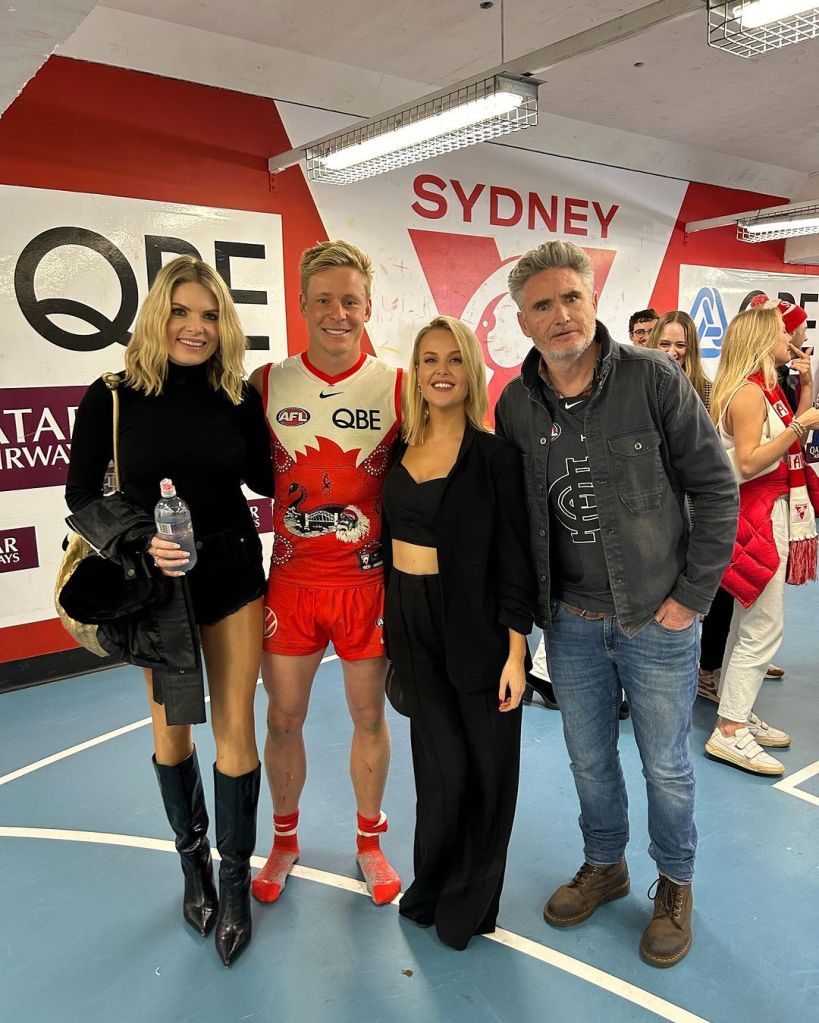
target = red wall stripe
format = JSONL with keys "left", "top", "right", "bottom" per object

{"left": 0, "top": 618, "right": 79, "bottom": 664}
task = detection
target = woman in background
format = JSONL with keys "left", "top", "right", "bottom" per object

{"left": 382, "top": 315, "right": 535, "bottom": 950}
{"left": 648, "top": 310, "right": 712, "bottom": 411}
{"left": 66, "top": 256, "right": 273, "bottom": 964}
{"left": 705, "top": 306, "right": 819, "bottom": 775}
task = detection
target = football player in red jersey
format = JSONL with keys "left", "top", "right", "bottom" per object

{"left": 249, "top": 241, "right": 403, "bottom": 907}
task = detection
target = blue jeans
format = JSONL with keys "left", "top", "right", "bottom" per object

{"left": 547, "top": 602, "right": 699, "bottom": 883}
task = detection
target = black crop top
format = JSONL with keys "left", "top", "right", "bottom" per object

{"left": 382, "top": 461, "right": 447, "bottom": 547}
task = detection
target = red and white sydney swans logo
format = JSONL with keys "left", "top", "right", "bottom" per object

{"left": 409, "top": 229, "right": 616, "bottom": 421}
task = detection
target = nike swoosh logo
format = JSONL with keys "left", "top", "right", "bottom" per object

{"left": 319, "top": 389, "right": 342, "bottom": 398}
{"left": 564, "top": 400, "right": 583, "bottom": 409}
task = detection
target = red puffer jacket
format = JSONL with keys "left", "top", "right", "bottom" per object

{"left": 721, "top": 462, "right": 788, "bottom": 608}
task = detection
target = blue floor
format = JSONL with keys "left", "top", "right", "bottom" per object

{"left": 2, "top": 587, "right": 819, "bottom": 1023}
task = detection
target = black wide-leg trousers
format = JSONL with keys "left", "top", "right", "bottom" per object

{"left": 385, "top": 569, "right": 522, "bottom": 950}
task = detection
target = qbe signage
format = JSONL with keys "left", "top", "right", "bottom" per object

{"left": 1, "top": 185, "right": 288, "bottom": 387}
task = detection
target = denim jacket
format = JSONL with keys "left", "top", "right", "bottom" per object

{"left": 495, "top": 321, "right": 739, "bottom": 637}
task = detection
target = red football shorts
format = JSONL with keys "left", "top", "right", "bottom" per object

{"left": 263, "top": 576, "right": 385, "bottom": 661}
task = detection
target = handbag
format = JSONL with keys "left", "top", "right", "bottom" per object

{"left": 54, "top": 373, "right": 122, "bottom": 657}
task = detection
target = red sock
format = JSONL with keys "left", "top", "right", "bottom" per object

{"left": 251, "top": 810, "right": 300, "bottom": 904}
{"left": 356, "top": 811, "right": 401, "bottom": 905}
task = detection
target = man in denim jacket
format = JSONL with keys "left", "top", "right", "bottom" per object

{"left": 495, "top": 240, "right": 737, "bottom": 968}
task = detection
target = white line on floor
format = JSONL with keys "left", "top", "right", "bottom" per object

{"left": 0, "top": 653, "right": 340, "bottom": 790}
{"left": 0, "top": 717, "right": 154, "bottom": 788}
{"left": 0, "top": 826, "right": 709, "bottom": 1023}
{"left": 773, "top": 758, "right": 819, "bottom": 808}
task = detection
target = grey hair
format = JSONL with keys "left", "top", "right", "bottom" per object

{"left": 508, "top": 240, "right": 595, "bottom": 308}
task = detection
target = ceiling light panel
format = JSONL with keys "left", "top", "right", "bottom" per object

{"left": 737, "top": 203, "right": 819, "bottom": 241}
{"left": 708, "top": 1, "right": 819, "bottom": 58}
{"left": 306, "top": 75, "right": 538, "bottom": 185}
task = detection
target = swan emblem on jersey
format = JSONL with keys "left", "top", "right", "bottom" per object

{"left": 283, "top": 482, "right": 370, "bottom": 543}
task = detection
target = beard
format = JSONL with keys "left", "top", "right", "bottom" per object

{"left": 539, "top": 332, "right": 594, "bottom": 365}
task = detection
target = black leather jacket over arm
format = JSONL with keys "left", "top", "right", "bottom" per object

{"left": 62, "top": 494, "right": 205, "bottom": 725}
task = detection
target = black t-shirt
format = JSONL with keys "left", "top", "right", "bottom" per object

{"left": 543, "top": 385, "right": 615, "bottom": 613}
{"left": 66, "top": 361, "right": 274, "bottom": 537}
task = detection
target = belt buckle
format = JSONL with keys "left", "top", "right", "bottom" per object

{"left": 565, "top": 603, "right": 607, "bottom": 621}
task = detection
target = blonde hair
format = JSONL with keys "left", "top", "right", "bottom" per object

{"left": 647, "top": 311, "right": 711, "bottom": 407}
{"left": 404, "top": 316, "right": 489, "bottom": 446}
{"left": 124, "top": 256, "right": 247, "bottom": 404}
{"left": 710, "top": 307, "right": 782, "bottom": 425}
{"left": 299, "top": 240, "right": 374, "bottom": 298}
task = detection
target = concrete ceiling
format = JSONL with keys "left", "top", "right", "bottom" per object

{"left": 3, "top": 1, "right": 819, "bottom": 195}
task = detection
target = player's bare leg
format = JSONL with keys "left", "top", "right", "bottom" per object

{"left": 343, "top": 656, "right": 401, "bottom": 905}
{"left": 251, "top": 649, "right": 323, "bottom": 903}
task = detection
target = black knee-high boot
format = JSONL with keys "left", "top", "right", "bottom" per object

{"left": 153, "top": 748, "right": 219, "bottom": 937}
{"left": 213, "top": 762, "right": 260, "bottom": 966}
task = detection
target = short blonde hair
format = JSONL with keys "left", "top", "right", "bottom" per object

{"left": 124, "top": 256, "right": 247, "bottom": 404}
{"left": 710, "top": 306, "right": 782, "bottom": 425}
{"left": 404, "top": 316, "right": 489, "bottom": 446}
{"left": 299, "top": 240, "right": 374, "bottom": 298}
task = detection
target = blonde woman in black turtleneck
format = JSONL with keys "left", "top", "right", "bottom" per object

{"left": 66, "top": 256, "right": 273, "bottom": 965}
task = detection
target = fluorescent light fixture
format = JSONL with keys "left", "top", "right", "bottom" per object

{"left": 735, "top": 0, "right": 818, "bottom": 30}
{"left": 708, "top": 0, "right": 819, "bottom": 57}
{"left": 306, "top": 74, "right": 539, "bottom": 184}
{"left": 323, "top": 92, "right": 525, "bottom": 172}
{"left": 738, "top": 203, "right": 819, "bottom": 242}
{"left": 743, "top": 216, "right": 819, "bottom": 234}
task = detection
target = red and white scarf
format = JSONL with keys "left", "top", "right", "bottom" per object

{"left": 749, "top": 371, "right": 818, "bottom": 585}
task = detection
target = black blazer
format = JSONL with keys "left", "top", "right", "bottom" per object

{"left": 382, "top": 422, "right": 536, "bottom": 693}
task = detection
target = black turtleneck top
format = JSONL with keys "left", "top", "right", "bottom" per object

{"left": 66, "top": 362, "right": 274, "bottom": 537}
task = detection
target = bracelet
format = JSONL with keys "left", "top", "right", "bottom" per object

{"left": 790, "top": 419, "right": 806, "bottom": 440}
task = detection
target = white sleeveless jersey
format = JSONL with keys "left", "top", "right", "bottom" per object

{"left": 261, "top": 352, "right": 402, "bottom": 585}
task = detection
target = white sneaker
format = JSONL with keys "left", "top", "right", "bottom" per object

{"left": 747, "top": 712, "right": 791, "bottom": 748}
{"left": 697, "top": 670, "right": 720, "bottom": 704}
{"left": 705, "top": 726, "right": 784, "bottom": 776}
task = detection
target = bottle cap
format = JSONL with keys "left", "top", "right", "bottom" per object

{"left": 160, "top": 478, "right": 176, "bottom": 497}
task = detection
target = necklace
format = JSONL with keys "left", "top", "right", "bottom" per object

{"left": 546, "top": 358, "right": 600, "bottom": 400}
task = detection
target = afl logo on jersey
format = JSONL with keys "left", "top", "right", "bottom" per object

{"left": 277, "top": 407, "right": 311, "bottom": 426}
{"left": 551, "top": 422, "right": 561, "bottom": 440}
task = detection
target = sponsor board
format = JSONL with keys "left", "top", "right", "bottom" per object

{"left": 0, "top": 525, "right": 38, "bottom": 573}
{"left": 247, "top": 498, "right": 273, "bottom": 534}
{"left": 1, "top": 185, "right": 288, "bottom": 389}
{"left": 0, "top": 386, "right": 86, "bottom": 492}
{"left": 680, "top": 265, "right": 819, "bottom": 381}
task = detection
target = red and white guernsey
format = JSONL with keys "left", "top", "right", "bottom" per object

{"left": 261, "top": 352, "right": 402, "bottom": 586}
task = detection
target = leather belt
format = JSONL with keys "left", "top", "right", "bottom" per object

{"left": 562, "top": 602, "right": 613, "bottom": 621}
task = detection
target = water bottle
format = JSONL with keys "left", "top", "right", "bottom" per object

{"left": 154, "top": 477, "right": 197, "bottom": 572}
{"left": 102, "top": 460, "right": 117, "bottom": 497}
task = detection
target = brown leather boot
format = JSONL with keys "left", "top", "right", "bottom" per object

{"left": 543, "top": 860, "right": 630, "bottom": 927}
{"left": 640, "top": 876, "right": 693, "bottom": 968}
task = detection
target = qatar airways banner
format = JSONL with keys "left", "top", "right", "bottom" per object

{"left": 0, "top": 186, "right": 286, "bottom": 636}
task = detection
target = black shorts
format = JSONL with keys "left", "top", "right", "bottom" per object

{"left": 186, "top": 525, "right": 265, "bottom": 626}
